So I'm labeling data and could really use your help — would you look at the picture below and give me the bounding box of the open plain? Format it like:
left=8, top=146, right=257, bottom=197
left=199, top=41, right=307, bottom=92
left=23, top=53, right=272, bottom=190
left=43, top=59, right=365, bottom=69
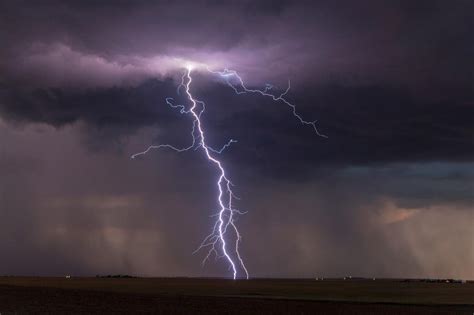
left=0, top=277, right=472, bottom=314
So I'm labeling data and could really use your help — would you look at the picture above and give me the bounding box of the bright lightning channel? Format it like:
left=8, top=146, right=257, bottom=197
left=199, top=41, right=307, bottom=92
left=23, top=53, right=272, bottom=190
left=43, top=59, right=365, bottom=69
left=131, top=64, right=326, bottom=280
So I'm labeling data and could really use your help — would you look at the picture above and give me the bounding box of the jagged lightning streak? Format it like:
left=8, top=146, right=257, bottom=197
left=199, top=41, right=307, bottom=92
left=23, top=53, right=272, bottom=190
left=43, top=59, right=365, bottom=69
left=132, top=64, right=326, bottom=280
left=132, top=66, right=247, bottom=279
left=207, top=67, right=327, bottom=138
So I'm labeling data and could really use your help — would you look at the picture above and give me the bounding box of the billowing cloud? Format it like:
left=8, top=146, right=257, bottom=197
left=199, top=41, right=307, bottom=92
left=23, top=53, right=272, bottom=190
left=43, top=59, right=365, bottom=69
left=7, top=43, right=194, bottom=88
left=1, top=1, right=472, bottom=93
left=0, top=1, right=472, bottom=279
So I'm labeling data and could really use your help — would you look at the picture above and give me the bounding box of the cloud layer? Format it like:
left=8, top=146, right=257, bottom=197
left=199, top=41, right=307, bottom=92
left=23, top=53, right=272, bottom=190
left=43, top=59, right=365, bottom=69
left=0, top=0, right=472, bottom=278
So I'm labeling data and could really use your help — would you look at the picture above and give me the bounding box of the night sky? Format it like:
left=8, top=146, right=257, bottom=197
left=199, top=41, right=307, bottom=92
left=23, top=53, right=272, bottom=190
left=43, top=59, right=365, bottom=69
left=0, top=0, right=472, bottom=279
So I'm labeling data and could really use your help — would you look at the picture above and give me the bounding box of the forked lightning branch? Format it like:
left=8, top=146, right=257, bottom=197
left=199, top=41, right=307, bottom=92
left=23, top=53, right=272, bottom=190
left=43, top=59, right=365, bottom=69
left=132, top=63, right=326, bottom=279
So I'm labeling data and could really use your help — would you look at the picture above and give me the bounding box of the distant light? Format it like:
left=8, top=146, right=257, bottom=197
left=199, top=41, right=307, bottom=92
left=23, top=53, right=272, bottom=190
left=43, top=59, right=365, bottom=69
left=173, top=58, right=208, bottom=71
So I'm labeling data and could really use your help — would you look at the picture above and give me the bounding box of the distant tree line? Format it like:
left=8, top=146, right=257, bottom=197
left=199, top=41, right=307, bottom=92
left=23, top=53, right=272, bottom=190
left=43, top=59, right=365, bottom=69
left=95, top=274, right=137, bottom=278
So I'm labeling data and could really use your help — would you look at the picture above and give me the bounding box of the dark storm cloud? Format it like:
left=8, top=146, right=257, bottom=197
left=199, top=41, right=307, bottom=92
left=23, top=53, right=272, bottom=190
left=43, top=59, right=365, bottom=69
left=1, top=78, right=471, bottom=172
left=0, top=79, right=178, bottom=128
left=0, top=0, right=472, bottom=93
left=215, top=84, right=473, bottom=176
left=0, top=0, right=472, bottom=169
left=0, top=0, right=472, bottom=279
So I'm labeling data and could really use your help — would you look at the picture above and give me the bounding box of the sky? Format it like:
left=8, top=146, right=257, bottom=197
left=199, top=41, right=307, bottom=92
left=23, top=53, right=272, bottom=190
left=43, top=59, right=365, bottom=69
left=0, top=0, right=472, bottom=279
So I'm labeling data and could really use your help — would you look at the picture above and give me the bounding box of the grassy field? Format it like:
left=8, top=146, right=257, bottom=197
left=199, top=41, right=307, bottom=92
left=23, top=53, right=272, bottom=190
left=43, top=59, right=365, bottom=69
left=0, top=277, right=472, bottom=314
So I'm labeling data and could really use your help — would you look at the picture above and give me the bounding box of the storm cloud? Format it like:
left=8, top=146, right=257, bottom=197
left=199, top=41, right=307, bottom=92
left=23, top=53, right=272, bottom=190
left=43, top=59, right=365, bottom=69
left=0, top=0, right=472, bottom=279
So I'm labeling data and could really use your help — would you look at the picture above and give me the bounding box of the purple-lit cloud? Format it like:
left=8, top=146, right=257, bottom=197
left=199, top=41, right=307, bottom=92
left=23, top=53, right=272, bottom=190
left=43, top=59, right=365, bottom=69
left=0, top=0, right=472, bottom=279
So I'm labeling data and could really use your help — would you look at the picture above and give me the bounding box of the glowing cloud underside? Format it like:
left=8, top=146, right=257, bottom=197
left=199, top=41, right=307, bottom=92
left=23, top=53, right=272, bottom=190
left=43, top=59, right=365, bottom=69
left=132, top=65, right=326, bottom=279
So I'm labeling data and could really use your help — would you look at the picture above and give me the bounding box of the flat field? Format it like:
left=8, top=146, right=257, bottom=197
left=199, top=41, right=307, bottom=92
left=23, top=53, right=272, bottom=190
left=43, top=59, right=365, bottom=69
left=0, top=277, right=472, bottom=314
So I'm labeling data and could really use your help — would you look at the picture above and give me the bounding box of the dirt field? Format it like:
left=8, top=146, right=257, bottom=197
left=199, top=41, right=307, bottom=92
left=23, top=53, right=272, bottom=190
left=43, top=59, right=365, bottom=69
left=0, top=277, right=472, bottom=314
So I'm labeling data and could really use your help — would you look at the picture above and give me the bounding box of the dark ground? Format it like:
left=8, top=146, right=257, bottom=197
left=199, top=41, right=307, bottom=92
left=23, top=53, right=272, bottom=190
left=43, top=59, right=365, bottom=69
left=0, top=277, right=472, bottom=314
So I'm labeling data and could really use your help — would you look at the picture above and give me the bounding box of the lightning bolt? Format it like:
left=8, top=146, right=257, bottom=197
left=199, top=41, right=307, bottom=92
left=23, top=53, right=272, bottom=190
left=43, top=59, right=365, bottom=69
left=132, top=64, right=326, bottom=280
left=207, top=67, right=328, bottom=138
